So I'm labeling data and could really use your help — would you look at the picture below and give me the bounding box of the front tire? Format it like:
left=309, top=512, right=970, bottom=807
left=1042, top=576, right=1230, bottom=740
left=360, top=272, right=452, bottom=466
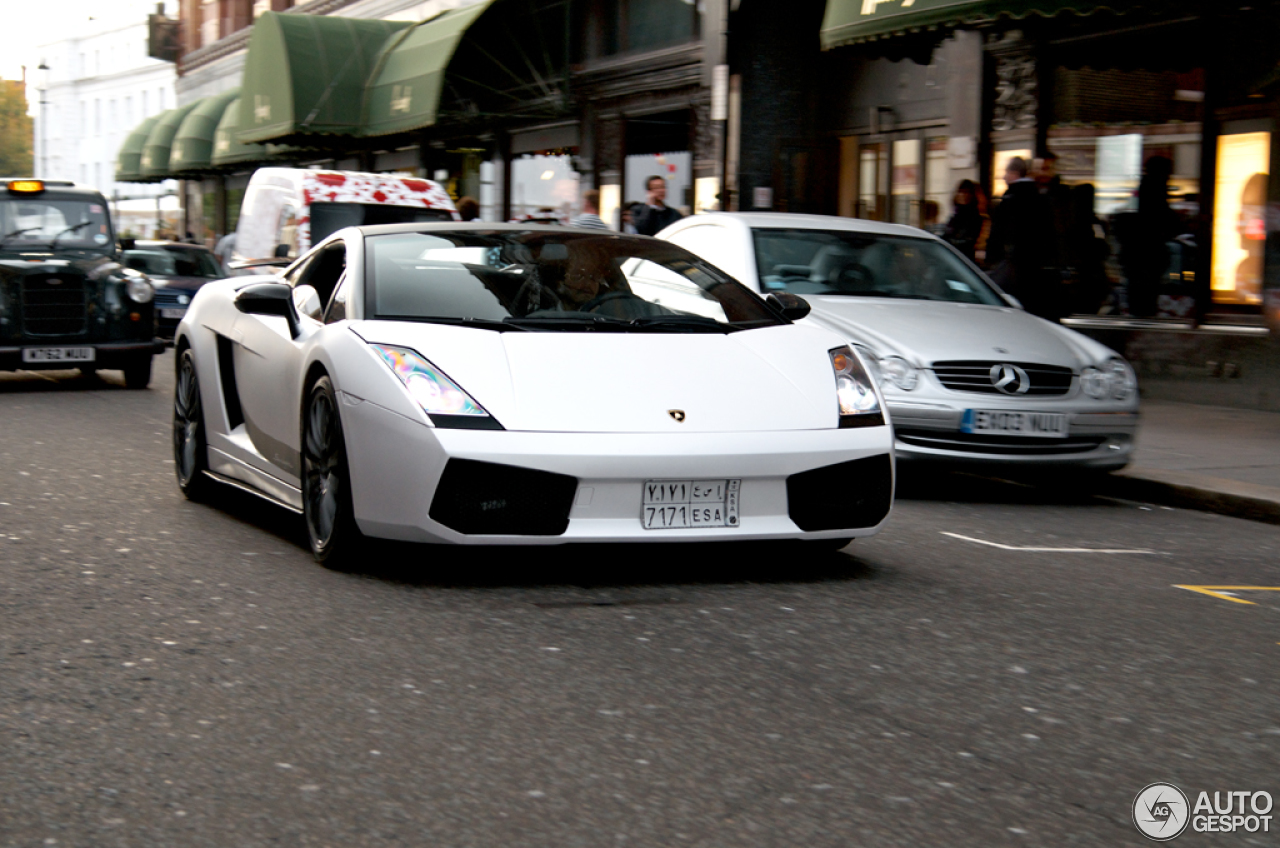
left=302, top=376, right=363, bottom=569
left=173, top=349, right=214, bottom=501
left=124, top=355, right=152, bottom=390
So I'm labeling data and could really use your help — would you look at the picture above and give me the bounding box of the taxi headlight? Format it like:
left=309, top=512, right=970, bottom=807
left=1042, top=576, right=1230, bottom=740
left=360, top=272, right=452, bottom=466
left=126, top=277, right=154, bottom=304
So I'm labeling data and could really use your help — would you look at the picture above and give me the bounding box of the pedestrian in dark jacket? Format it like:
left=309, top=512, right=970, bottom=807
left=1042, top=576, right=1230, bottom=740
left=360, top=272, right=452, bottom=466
left=632, top=176, right=682, bottom=236
left=1122, top=155, right=1178, bottom=317
left=1064, top=183, right=1111, bottom=315
left=943, top=179, right=983, bottom=262
left=986, top=157, right=1060, bottom=319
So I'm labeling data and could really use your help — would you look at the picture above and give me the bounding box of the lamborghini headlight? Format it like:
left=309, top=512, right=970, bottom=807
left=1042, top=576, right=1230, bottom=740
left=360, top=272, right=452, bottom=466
left=371, top=344, right=489, bottom=417
left=830, top=346, right=882, bottom=427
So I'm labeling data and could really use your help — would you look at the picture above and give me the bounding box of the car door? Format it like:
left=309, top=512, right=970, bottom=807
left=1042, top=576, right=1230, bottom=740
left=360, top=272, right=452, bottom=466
left=230, top=240, right=346, bottom=480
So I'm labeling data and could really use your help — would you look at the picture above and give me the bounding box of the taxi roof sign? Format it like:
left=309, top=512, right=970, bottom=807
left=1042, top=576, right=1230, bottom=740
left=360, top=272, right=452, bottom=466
left=7, top=180, right=45, bottom=193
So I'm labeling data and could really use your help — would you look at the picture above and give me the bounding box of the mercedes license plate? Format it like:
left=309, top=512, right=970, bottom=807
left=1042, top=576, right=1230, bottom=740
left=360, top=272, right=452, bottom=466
left=962, top=409, right=1068, bottom=438
left=642, top=479, right=740, bottom=529
left=160, top=308, right=187, bottom=319
left=21, top=347, right=95, bottom=364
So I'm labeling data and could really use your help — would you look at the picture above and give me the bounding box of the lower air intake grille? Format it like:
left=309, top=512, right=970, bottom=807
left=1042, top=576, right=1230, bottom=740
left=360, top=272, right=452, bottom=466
left=896, top=429, right=1104, bottom=455
left=786, top=454, right=893, bottom=532
left=430, top=459, right=578, bottom=536
left=22, top=273, right=88, bottom=336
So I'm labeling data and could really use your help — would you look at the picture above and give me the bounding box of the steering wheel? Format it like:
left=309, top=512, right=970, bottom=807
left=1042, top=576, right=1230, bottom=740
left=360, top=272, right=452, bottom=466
left=579, top=289, right=638, bottom=314
left=833, top=263, right=875, bottom=293
left=513, top=277, right=563, bottom=315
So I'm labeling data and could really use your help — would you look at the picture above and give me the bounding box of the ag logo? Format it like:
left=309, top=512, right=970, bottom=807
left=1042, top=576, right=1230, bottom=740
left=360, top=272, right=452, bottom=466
left=989, top=363, right=1030, bottom=395
left=1133, top=783, right=1190, bottom=841
left=667, top=409, right=686, bottom=422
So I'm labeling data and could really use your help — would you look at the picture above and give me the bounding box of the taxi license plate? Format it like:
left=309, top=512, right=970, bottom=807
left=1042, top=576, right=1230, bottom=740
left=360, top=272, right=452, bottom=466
left=962, top=409, right=1068, bottom=438
left=160, top=308, right=187, bottom=319
left=22, top=347, right=95, bottom=364
left=642, top=479, right=740, bottom=529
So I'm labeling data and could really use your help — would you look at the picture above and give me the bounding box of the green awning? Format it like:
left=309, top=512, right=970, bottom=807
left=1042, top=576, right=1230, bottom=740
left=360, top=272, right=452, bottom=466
left=116, top=115, right=162, bottom=183
left=238, top=11, right=412, bottom=143
left=170, top=89, right=241, bottom=175
left=361, top=1, right=495, bottom=138
left=821, top=1, right=1170, bottom=50
left=211, top=96, right=300, bottom=167
left=141, top=102, right=201, bottom=178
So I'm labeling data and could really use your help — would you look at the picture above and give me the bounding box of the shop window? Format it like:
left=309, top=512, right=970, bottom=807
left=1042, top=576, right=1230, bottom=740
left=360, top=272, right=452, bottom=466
left=858, top=143, right=887, bottom=221
left=626, top=152, right=692, bottom=215
left=1212, top=132, right=1270, bottom=306
left=891, top=139, right=920, bottom=227
left=924, top=137, right=951, bottom=231
left=510, top=153, right=581, bottom=223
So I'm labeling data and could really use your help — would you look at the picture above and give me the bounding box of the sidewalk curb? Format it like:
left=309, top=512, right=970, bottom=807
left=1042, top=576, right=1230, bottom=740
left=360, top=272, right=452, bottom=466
left=1102, top=467, right=1280, bottom=526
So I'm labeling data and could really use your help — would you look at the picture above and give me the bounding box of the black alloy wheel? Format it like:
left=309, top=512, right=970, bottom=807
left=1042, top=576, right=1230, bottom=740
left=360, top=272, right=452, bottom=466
left=173, top=349, right=213, bottom=500
left=302, top=376, right=362, bottom=568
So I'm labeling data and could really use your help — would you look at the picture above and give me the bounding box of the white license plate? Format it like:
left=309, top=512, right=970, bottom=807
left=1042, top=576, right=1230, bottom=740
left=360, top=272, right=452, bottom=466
left=160, top=308, right=187, bottom=319
left=21, top=347, right=95, bottom=364
left=642, top=479, right=741, bottom=529
left=962, top=409, right=1068, bottom=438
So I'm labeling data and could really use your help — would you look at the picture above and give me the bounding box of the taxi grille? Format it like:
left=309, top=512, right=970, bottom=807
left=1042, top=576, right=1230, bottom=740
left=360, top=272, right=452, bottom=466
left=930, top=361, right=1073, bottom=396
left=22, top=274, right=88, bottom=336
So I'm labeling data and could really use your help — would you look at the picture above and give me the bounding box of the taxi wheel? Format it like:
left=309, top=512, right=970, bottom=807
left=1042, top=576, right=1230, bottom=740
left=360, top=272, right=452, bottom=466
left=302, top=376, right=363, bottom=570
left=173, top=349, right=213, bottom=501
left=123, top=356, right=152, bottom=390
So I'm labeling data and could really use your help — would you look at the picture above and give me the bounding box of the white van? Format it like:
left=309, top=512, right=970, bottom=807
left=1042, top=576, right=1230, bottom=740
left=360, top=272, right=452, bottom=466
left=231, top=168, right=458, bottom=267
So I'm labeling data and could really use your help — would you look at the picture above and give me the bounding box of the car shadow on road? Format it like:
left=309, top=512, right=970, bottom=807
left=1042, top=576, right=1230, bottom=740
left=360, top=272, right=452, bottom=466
left=894, top=465, right=1112, bottom=507
left=0, top=369, right=131, bottom=393
left=192, top=474, right=882, bottom=591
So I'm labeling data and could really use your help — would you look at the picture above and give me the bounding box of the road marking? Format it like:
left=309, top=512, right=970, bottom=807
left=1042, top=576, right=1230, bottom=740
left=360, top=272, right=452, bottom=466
left=1173, top=586, right=1280, bottom=606
left=941, top=532, right=1158, bottom=554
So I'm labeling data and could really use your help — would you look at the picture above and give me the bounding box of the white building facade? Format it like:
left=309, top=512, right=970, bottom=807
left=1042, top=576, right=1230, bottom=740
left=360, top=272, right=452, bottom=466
left=31, top=2, right=179, bottom=221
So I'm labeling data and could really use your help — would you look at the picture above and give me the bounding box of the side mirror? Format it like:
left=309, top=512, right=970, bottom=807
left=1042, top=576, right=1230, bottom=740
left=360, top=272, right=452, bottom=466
left=274, top=243, right=291, bottom=258
left=235, top=282, right=301, bottom=338
left=119, top=237, right=136, bottom=251
left=766, top=292, right=811, bottom=321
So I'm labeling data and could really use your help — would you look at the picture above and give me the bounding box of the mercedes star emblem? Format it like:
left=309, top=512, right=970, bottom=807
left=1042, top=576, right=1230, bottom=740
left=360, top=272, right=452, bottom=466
left=668, top=409, right=686, bottom=422
left=989, top=363, right=1030, bottom=395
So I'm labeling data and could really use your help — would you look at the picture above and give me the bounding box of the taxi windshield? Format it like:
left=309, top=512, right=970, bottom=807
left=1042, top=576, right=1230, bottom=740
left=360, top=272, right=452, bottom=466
left=0, top=197, right=113, bottom=253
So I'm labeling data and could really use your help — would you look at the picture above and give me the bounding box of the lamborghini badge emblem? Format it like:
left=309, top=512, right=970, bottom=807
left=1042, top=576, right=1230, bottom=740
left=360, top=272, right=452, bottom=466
left=668, top=409, right=686, bottom=422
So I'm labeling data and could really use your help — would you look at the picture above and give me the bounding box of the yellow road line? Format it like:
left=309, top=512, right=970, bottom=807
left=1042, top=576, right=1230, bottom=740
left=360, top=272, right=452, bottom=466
left=1173, top=586, right=1280, bottom=606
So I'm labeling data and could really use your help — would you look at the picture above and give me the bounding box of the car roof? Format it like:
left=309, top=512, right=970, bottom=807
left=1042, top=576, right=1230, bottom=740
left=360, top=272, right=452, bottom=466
left=680, top=212, right=937, bottom=240
left=132, top=241, right=213, bottom=251
left=346, top=221, right=645, bottom=238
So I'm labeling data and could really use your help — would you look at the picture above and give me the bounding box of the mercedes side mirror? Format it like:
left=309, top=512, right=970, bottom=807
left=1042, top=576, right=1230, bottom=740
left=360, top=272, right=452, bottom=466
left=767, top=292, right=811, bottom=321
left=235, top=282, right=301, bottom=338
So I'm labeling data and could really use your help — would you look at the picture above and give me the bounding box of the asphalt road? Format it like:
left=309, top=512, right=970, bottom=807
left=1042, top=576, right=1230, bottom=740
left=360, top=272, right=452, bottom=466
left=1, top=351, right=1278, bottom=847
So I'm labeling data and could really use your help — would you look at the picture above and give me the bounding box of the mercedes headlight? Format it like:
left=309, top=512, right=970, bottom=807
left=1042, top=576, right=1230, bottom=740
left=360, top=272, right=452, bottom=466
left=371, top=344, right=489, bottom=418
left=125, top=276, right=154, bottom=304
left=1081, top=357, right=1137, bottom=401
left=880, top=355, right=919, bottom=391
left=830, top=346, right=883, bottom=427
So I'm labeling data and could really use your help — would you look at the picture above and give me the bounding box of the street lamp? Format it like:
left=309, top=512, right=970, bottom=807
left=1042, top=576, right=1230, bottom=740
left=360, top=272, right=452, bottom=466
left=36, top=61, right=50, bottom=179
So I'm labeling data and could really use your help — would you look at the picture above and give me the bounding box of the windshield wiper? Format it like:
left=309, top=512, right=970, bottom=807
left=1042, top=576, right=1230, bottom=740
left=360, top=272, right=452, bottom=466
left=47, top=220, right=93, bottom=248
left=505, top=314, right=630, bottom=330
left=0, top=226, right=42, bottom=248
left=386, top=315, right=527, bottom=332
left=628, top=315, right=733, bottom=333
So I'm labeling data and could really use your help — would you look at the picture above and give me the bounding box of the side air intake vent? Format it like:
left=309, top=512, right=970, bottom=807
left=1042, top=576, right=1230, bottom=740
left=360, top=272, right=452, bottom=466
left=430, top=459, right=578, bottom=536
left=786, top=455, right=893, bottom=531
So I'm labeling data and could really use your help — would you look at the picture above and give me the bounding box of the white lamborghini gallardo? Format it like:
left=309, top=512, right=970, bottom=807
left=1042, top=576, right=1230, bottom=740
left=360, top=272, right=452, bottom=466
left=172, top=223, right=894, bottom=567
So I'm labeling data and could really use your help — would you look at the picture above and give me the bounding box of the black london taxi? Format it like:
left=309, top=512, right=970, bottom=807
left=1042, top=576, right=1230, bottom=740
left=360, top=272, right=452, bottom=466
left=0, top=179, right=163, bottom=388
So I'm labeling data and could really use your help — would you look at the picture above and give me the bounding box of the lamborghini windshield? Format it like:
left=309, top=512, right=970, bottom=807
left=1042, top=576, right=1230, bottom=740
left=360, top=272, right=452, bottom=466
left=365, top=230, right=784, bottom=332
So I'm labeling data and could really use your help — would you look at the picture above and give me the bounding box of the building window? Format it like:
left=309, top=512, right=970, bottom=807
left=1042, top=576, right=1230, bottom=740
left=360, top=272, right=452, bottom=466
left=592, top=0, right=699, bottom=57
